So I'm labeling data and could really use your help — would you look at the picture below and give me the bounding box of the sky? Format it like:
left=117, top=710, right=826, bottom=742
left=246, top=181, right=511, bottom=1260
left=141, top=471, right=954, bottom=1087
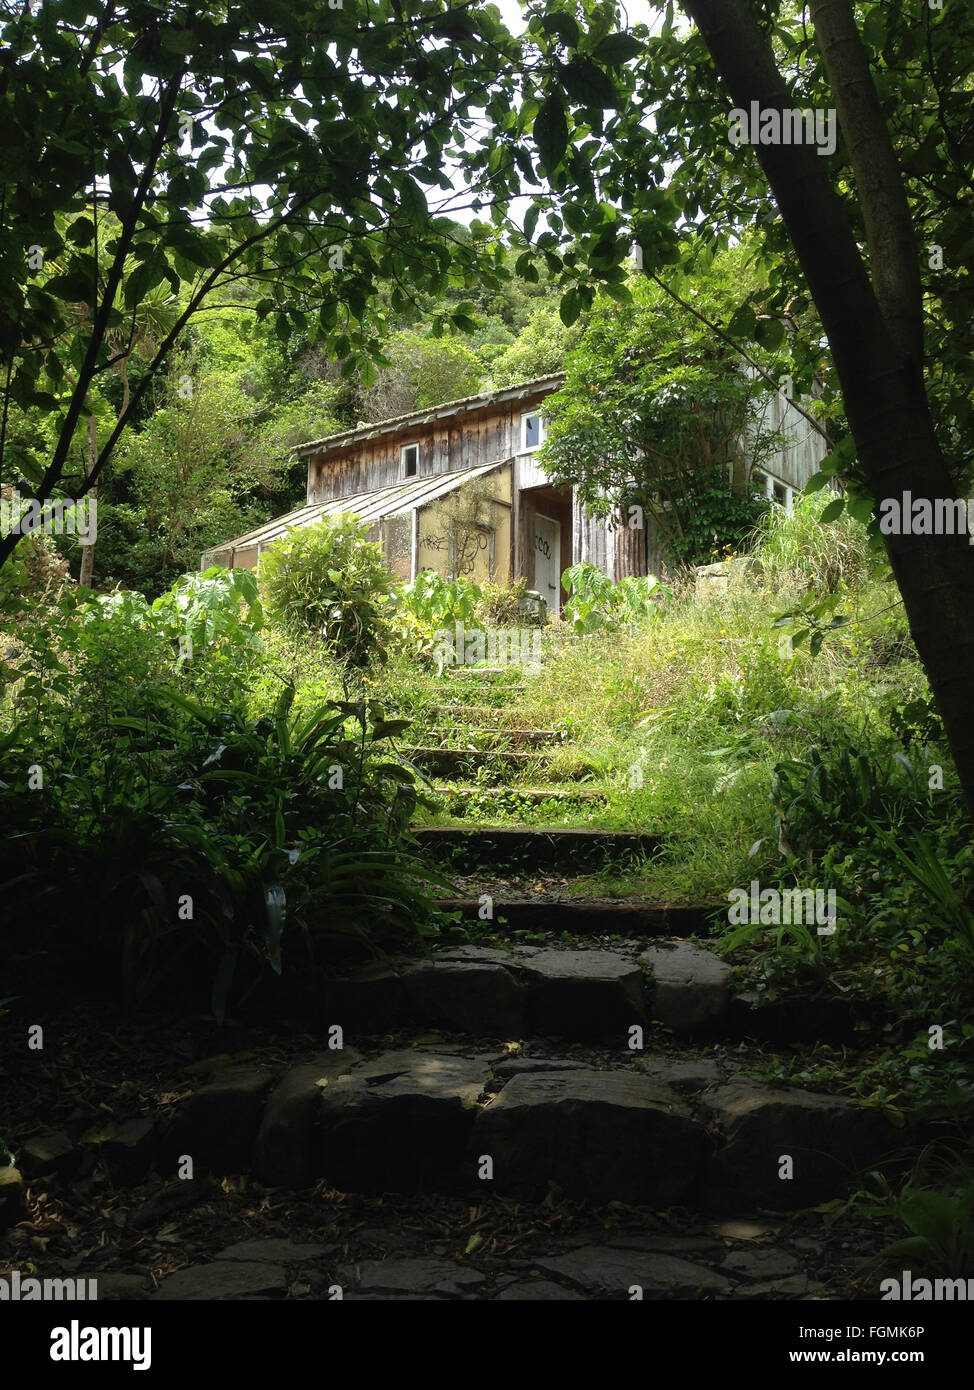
left=492, top=1, right=667, bottom=36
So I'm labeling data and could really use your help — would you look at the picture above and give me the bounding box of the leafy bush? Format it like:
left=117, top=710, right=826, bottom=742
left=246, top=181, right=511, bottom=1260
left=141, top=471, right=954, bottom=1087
left=396, top=571, right=482, bottom=629
left=87, top=566, right=264, bottom=660
left=769, top=740, right=937, bottom=866
left=258, top=514, right=392, bottom=668
left=561, top=561, right=669, bottom=635
left=0, top=684, right=443, bottom=1019
left=878, top=1181, right=974, bottom=1278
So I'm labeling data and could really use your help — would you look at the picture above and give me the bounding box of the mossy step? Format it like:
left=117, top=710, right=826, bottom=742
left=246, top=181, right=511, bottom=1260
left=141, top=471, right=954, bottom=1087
left=415, top=826, right=662, bottom=866
left=432, top=706, right=532, bottom=723
left=428, top=785, right=607, bottom=805
left=433, top=898, right=720, bottom=936
left=420, top=727, right=567, bottom=748
left=441, top=668, right=529, bottom=681
left=403, top=747, right=570, bottom=779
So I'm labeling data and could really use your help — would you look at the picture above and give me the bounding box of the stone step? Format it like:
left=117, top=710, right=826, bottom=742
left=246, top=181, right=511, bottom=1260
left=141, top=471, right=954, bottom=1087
left=433, top=900, right=715, bottom=936
left=429, top=785, right=607, bottom=806
left=420, top=727, right=567, bottom=748
left=315, top=940, right=875, bottom=1048
left=415, top=826, right=663, bottom=867
left=118, top=1046, right=900, bottom=1213
left=404, top=747, right=578, bottom=779
left=318, top=939, right=732, bottom=1039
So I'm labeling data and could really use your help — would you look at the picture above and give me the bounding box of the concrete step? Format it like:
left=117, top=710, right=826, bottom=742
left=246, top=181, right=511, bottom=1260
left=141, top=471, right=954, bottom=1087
left=428, top=785, right=608, bottom=806
left=420, top=727, right=567, bottom=748
left=415, top=826, right=662, bottom=867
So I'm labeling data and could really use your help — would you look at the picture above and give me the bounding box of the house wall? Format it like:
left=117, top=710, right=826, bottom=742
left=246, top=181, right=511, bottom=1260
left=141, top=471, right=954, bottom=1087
left=414, top=464, right=513, bottom=586
left=747, top=388, right=829, bottom=492
left=297, top=379, right=826, bottom=591
left=306, top=389, right=552, bottom=503
left=574, top=496, right=647, bottom=582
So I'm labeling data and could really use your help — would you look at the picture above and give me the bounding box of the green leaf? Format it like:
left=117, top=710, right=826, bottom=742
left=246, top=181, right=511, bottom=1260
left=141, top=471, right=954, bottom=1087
left=846, top=493, right=875, bottom=525
left=593, top=32, right=645, bottom=66
left=862, top=8, right=886, bottom=51
left=755, top=317, right=785, bottom=350
left=727, top=305, right=757, bottom=340
left=539, top=13, right=580, bottom=47
left=211, top=951, right=237, bottom=1025
left=372, top=719, right=412, bottom=740
left=533, top=93, right=569, bottom=175
left=559, top=286, right=581, bottom=327
left=397, top=174, right=428, bottom=220
left=264, top=885, right=285, bottom=975
left=819, top=497, right=846, bottom=524
left=560, top=56, right=618, bottom=109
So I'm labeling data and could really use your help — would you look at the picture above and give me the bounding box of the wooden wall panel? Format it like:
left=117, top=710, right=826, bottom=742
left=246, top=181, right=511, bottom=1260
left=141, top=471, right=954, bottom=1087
left=305, top=389, right=554, bottom=505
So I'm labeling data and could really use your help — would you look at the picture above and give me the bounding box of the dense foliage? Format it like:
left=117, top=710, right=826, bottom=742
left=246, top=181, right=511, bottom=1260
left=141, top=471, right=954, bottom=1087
left=257, top=514, right=394, bottom=670
left=0, top=566, right=439, bottom=1017
left=539, top=248, right=811, bottom=563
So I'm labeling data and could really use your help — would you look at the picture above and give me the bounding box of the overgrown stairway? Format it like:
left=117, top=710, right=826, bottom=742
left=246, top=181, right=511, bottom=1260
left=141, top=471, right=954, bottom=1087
left=401, top=665, right=609, bottom=810
left=9, top=667, right=905, bottom=1302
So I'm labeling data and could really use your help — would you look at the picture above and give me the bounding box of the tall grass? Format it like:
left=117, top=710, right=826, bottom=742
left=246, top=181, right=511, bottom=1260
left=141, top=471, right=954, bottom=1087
left=300, top=495, right=944, bottom=901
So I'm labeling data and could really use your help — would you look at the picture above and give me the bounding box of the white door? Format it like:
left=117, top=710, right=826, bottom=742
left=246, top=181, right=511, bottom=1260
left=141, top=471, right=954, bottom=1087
left=533, top=514, right=561, bottom=616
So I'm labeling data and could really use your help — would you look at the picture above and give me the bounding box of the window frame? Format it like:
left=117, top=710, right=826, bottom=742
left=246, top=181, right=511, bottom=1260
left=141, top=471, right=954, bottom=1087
left=520, top=410, right=545, bottom=452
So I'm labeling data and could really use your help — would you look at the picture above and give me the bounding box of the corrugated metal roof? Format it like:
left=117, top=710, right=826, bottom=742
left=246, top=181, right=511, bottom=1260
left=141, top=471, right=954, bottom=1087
left=202, top=459, right=511, bottom=561
left=292, top=373, right=565, bottom=458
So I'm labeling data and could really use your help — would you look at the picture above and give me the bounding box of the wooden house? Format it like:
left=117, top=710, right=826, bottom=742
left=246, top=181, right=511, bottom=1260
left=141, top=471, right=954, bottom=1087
left=202, top=372, right=827, bottom=615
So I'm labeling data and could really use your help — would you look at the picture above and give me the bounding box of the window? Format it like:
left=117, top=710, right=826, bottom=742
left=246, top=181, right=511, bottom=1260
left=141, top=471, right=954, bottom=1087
left=401, top=443, right=419, bottom=477
left=521, top=411, right=545, bottom=451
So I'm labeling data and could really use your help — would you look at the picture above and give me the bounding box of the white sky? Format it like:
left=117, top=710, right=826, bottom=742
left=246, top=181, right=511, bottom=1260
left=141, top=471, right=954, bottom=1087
left=493, top=1, right=666, bottom=36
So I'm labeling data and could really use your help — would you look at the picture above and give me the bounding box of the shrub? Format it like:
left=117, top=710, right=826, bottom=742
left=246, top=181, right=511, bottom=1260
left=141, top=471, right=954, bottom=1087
left=749, top=489, right=874, bottom=594
left=561, top=561, right=670, bottom=635
left=258, top=514, right=392, bottom=668
left=0, top=684, right=444, bottom=1019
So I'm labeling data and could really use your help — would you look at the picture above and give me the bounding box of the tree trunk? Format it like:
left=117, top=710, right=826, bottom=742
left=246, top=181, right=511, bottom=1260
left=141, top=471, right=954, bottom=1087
left=78, top=414, right=97, bottom=588
left=679, top=0, right=974, bottom=816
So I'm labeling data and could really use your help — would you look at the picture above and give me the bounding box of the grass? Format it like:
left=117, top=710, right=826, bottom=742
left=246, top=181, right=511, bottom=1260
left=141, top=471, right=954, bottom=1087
left=348, top=499, right=930, bottom=907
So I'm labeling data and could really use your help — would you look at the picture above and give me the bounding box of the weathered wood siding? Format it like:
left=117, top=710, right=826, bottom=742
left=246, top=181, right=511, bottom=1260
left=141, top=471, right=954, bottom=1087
left=747, top=388, right=828, bottom=491
left=573, top=495, right=647, bottom=581
left=307, top=388, right=552, bottom=504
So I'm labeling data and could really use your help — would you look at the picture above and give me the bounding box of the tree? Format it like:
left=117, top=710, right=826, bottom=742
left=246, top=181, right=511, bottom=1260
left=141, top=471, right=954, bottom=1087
left=358, top=330, right=483, bottom=422
left=537, top=248, right=812, bottom=564
left=565, top=1, right=974, bottom=811
left=0, top=0, right=642, bottom=571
